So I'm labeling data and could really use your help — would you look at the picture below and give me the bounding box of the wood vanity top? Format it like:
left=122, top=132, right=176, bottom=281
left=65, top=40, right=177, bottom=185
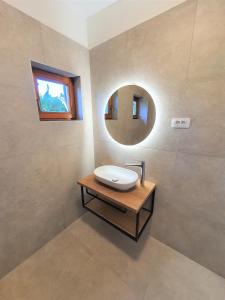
left=77, top=174, right=156, bottom=213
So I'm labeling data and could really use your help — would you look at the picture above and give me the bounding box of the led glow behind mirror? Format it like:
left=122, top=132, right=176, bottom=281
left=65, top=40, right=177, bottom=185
left=104, top=85, right=156, bottom=146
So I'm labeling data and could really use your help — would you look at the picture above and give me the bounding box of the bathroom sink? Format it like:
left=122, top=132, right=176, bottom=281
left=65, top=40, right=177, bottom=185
left=94, top=165, right=138, bottom=191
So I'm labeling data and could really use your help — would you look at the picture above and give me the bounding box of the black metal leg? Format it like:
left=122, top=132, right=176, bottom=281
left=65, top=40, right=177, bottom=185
left=135, top=212, right=140, bottom=240
left=150, top=188, right=156, bottom=214
left=81, top=186, right=85, bottom=207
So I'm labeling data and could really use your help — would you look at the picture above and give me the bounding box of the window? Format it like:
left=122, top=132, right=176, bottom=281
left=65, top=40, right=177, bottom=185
left=133, top=96, right=140, bottom=119
left=105, top=97, right=113, bottom=119
left=105, top=92, right=118, bottom=120
left=33, top=68, right=76, bottom=120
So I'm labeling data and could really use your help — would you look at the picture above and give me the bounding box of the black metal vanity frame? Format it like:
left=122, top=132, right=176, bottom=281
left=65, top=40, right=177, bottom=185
left=80, top=186, right=156, bottom=242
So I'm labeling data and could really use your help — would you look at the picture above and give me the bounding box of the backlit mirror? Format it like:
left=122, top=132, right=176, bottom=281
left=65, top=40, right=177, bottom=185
left=104, top=85, right=156, bottom=145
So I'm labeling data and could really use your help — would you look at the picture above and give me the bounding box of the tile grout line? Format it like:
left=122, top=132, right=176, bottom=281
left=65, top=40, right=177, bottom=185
left=174, top=0, right=199, bottom=159
left=185, top=0, right=199, bottom=83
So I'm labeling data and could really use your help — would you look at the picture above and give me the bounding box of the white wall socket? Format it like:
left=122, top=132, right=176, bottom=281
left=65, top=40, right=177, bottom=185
left=171, top=118, right=191, bottom=129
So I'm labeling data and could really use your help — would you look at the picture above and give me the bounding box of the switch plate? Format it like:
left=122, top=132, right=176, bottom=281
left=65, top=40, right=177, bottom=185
left=171, top=118, right=191, bottom=129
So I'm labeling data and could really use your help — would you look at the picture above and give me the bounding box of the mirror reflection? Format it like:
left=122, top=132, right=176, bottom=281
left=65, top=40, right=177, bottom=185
left=105, top=85, right=156, bottom=145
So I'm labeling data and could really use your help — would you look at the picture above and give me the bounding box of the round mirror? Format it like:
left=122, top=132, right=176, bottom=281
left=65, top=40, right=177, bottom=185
left=104, top=85, right=156, bottom=145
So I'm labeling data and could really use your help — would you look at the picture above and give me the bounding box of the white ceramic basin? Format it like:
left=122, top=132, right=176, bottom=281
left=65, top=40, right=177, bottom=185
left=94, top=165, right=138, bottom=191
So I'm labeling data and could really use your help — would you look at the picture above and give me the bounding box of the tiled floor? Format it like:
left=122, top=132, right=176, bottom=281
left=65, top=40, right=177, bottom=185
left=0, top=213, right=225, bottom=300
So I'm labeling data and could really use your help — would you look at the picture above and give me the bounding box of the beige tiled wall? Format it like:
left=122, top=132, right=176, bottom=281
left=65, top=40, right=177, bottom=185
left=0, top=0, right=95, bottom=278
left=90, top=0, right=225, bottom=277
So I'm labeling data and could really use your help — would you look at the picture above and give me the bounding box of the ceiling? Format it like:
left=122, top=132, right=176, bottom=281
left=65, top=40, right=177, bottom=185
left=56, top=0, right=118, bottom=18
left=3, top=0, right=186, bottom=48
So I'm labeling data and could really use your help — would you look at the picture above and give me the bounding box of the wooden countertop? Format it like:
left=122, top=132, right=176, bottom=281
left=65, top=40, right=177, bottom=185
left=77, top=174, right=156, bottom=213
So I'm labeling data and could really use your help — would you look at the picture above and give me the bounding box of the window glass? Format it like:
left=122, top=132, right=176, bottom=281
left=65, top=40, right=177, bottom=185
left=105, top=103, right=109, bottom=114
left=37, top=79, right=70, bottom=113
left=133, top=100, right=137, bottom=116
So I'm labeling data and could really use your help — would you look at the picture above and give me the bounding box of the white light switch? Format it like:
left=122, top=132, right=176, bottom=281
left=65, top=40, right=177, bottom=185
left=171, top=118, right=191, bottom=129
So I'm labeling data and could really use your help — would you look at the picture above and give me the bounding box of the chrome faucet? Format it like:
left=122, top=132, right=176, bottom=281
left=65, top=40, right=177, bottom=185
left=125, top=161, right=145, bottom=185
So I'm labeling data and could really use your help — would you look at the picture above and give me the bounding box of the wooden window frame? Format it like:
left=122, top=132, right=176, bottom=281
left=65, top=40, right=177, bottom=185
left=133, top=97, right=140, bottom=119
left=33, top=68, right=76, bottom=121
left=105, top=97, right=113, bottom=120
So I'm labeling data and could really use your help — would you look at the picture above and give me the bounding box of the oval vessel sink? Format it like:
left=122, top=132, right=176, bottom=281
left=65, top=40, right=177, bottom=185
left=94, top=165, right=138, bottom=191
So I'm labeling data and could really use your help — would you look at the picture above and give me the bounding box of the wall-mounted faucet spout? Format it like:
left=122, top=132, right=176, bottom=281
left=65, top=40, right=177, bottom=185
left=125, top=161, right=145, bottom=185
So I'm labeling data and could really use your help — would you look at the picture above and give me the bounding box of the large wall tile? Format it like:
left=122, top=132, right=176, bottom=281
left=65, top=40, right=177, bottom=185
left=151, top=198, right=225, bottom=277
left=151, top=152, right=225, bottom=276
left=173, top=153, right=225, bottom=223
left=56, top=144, right=94, bottom=226
left=182, top=78, right=225, bottom=128
left=94, top=140, right=127, bottom=166
left=40, top=25, right=89, bottom=75
left=0, top=1, right=44, bottom=87
left=0, top=150, right=65, bottom=276
left=177, top=127, right=225, bottom=158
left=188, top=0, right=225, bottom=81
